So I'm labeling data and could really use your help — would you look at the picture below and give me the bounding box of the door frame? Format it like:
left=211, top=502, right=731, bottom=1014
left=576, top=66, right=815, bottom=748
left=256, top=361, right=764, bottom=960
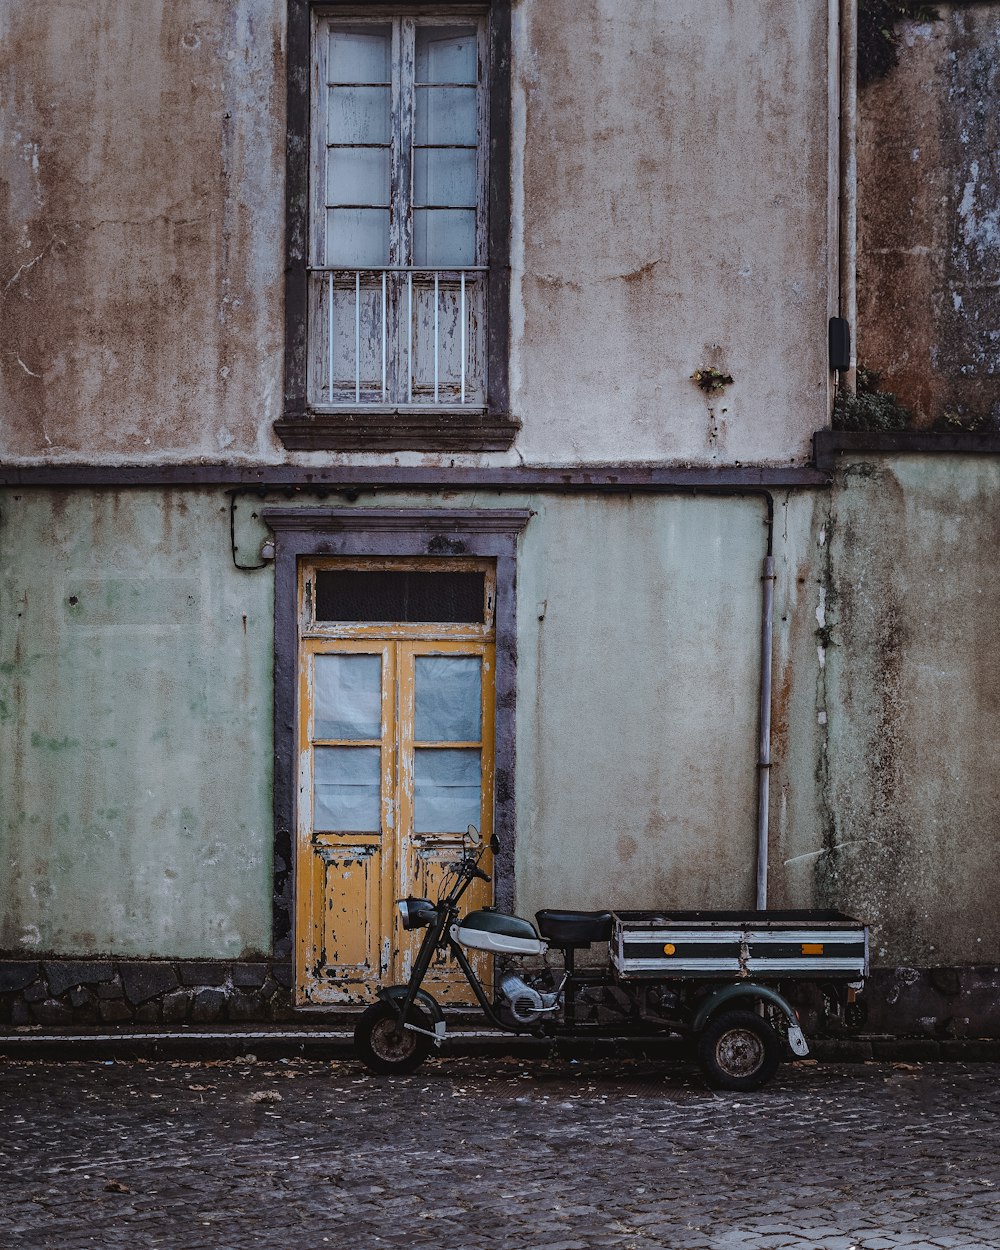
left=263, top=508, right=530, bottom=974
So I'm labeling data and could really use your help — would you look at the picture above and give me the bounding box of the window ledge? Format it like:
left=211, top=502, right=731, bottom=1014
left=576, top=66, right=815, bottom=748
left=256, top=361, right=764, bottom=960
left=274, top=408, right=520, bottom=452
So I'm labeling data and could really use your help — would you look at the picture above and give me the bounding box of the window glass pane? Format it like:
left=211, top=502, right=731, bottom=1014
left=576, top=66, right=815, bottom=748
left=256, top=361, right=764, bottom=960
left=413, top=148, right=476, bottom=208
left=328, top=85, right=391, bottom=145
left=413, top=209, right=475, bottom=266
left=314, top=747, right=381, bottom=831
left=415, top=86, right=477, bottom=146
left=329, top=26, right=391, bottom=84
left=327, top=148, right=390, bottom=207
left=314, top=654, right=381, bottom=740
left=414, top=748, right=481, bottom=834
left=327, top=208, right=390, bottom=266
left=415, top=657, right=481, bottom=742
left=315, top=571, right=486, bottom=623
left=415, top=25, right=478, bottom=84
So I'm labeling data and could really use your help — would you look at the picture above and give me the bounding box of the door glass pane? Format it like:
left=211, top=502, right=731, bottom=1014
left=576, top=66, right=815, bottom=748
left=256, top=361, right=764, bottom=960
left=314, top=746, right=381, bottom=831
left=415, top=26, right=478, bottom=84
left=414, top=86, right=477, bottom=145
left=413, top=148, right=476, bottom=207
left=314, top=654, right=381, bottom=740
left=413, top=209, right=475, bottom=266
left=415, top=656, right=481, bottom=742
left=328, top=86, right=391, bottom=145
left=414, top=748, right=481, bottom=834
left=329, top=26, right=391, bottom=84
left=327, top=148, right=390, bottom=207
left=327, top=208, right=390, bottom=266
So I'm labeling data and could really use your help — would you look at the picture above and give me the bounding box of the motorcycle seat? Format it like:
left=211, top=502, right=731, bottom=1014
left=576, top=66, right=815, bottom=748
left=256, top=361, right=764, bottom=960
left=535, top=909, right=614, bottom=947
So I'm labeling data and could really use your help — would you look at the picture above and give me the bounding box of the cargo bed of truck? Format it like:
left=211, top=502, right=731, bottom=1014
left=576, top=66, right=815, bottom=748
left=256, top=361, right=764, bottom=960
left=611, top=909, right=868, bottom=981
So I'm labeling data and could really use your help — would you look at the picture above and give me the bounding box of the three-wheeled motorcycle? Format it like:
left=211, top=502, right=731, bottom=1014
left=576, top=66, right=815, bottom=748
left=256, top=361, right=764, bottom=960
left=353, top=828, right=868, bottom=1090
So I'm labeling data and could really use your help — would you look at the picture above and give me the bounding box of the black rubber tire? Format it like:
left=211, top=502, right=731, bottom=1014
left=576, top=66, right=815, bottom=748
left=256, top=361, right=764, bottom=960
left=354, top=1001, right=434, bottom=1075
left=696, top=1009, right=782, bottom=1091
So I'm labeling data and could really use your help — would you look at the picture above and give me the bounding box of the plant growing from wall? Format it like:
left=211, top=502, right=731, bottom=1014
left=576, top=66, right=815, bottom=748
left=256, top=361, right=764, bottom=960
left=691, top=366, right=734, bottom=394
left=858, top=1, right=941, bottom=86
left=833, top=365, right=912, bottom=431
left=933, top=408, right=1000, bottom=434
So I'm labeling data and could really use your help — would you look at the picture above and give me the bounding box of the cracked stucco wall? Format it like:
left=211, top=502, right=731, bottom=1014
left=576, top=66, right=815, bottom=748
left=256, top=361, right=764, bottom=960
left=510, top=0, right=835, bottom=466
left=0, top=1, right=286, bottom=462
left=858, top=5, right=1000, bottom=427
left=769, top=457, right=1000, bottom=967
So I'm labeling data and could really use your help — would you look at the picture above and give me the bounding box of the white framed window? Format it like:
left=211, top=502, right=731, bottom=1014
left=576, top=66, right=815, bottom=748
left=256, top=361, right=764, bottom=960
left=309, top=9, right=489, bottom=410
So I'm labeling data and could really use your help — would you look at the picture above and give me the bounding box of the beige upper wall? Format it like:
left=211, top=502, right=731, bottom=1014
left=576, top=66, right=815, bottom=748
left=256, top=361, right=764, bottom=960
left=0, top=0, right=286, bottom=462
left=0, top=0, right=835, bottom=466
left=512, top=0, right=835, bottom=465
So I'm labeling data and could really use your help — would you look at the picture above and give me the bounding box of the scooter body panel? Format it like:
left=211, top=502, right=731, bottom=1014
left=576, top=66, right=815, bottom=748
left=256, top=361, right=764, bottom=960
left=451, top=908, right=548, bottom=956
left=450, top=923, right=548, bottom=956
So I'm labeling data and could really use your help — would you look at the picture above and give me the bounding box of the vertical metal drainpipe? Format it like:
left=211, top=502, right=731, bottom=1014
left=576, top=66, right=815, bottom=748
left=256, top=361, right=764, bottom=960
left=839, top=0, right=859, bottom=395
left=695, top=490, right=775, bottom=910
left=756, top=554, right=776, bottom=910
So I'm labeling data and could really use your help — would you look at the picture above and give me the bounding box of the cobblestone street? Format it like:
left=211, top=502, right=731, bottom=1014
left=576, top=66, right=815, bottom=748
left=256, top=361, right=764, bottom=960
left=1, top=1055, right=998, bottom=1250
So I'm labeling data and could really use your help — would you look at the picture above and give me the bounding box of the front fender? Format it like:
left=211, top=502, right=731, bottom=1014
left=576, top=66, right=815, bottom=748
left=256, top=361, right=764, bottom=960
left=377, top=985, right=444, bottom=1025
left=692, top=983, right=809, bottom=1056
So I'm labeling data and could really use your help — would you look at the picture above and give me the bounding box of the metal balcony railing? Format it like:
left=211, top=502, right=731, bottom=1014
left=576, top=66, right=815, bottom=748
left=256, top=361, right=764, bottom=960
left=309, top=266, right=487, bottom=408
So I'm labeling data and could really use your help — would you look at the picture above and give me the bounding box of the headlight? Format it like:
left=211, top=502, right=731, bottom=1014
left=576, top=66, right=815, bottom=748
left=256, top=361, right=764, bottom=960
left=397, top=897, right=435, bottom=930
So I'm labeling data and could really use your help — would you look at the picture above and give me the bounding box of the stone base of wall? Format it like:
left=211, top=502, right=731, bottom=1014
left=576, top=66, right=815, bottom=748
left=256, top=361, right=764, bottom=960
left=748, top=966, right=1000, bottom=1041
left=0, top=959, right=297, bottom=1027
left=1, top=961, right=999, bottom=1037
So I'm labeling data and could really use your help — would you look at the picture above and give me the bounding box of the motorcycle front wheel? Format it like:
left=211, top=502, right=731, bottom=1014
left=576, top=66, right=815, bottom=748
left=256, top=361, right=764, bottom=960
left=354, top=1001, right=434, bottom=1075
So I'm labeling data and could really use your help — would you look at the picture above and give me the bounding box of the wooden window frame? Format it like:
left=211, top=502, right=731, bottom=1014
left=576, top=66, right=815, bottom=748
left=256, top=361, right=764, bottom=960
left=264, top=508, right=530, bottom=962
left=278, top=0, right=516, bottom=452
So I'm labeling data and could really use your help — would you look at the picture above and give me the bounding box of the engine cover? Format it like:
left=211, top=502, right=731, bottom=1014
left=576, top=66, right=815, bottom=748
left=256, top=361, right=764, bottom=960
left=497, top=973, right=560, bottom=1025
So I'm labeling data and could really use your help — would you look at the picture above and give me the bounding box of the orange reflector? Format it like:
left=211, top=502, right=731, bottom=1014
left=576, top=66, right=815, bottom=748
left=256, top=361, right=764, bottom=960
left=663, top=943, right=676, bottom=955
left=801, top=943, right=824, bottom=955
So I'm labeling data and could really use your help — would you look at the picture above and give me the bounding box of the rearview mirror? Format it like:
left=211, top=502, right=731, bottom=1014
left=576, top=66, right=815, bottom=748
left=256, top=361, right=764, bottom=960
left=489, top=833, right=501, bottom=853
left=466, top=824, right=481, bottom=846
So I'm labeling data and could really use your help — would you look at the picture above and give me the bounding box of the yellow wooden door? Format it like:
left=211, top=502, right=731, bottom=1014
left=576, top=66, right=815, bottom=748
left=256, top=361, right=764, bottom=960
left=296, top=633, right=494, bottom=1005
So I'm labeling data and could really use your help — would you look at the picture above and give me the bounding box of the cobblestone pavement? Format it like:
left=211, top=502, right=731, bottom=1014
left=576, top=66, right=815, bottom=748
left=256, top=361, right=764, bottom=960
left=1, top=1055, right=999, bottom=1249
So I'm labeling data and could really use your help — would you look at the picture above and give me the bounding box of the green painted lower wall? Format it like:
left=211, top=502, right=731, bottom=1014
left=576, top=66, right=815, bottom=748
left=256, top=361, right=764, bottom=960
left=0, top=491, right=274, bottom=958
left=513, top=493, right=763, bottom=918
left=2, top=464, right=998, bottom=967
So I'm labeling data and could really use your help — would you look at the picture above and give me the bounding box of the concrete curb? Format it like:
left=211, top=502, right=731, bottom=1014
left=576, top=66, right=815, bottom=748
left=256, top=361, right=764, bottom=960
left=1, top=1027, right=999, bottom=1063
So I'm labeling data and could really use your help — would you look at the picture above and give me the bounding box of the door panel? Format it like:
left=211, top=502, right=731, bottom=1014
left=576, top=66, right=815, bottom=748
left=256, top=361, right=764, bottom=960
left=297, top=640, right=396, bottom=1004
left=396, top=640, right=494, bottom=1003
left=318, top=839, right=382, bottom=982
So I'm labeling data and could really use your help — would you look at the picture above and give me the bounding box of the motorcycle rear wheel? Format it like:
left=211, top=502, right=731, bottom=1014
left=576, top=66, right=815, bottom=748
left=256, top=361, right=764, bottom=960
left=696, top=1009, right=781, bottom=1091
left=354, top=1001, right=434, bottom=1075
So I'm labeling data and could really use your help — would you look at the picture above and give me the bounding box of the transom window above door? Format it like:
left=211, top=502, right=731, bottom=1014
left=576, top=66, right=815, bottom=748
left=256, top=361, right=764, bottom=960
left=303, top=558, right=496, bottom=639
left=310, top=12, right=488, bottom=410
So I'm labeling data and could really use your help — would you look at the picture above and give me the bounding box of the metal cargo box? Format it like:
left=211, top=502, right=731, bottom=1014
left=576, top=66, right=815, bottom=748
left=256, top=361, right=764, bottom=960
left=611, top=909, right=868, bottom=981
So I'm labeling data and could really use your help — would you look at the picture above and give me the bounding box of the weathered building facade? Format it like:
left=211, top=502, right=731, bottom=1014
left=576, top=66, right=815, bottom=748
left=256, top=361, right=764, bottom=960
left=1, top=1, right=998, bottom=1036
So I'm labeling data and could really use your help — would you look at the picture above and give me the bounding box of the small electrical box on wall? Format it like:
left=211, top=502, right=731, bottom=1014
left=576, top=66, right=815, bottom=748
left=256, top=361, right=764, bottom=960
left=828, top=317, right=851, bottom=372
